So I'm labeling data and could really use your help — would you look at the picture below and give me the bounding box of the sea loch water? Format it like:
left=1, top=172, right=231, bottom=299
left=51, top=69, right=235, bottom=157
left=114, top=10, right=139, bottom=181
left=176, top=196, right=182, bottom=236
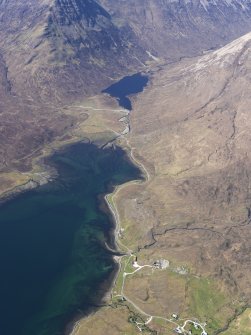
left=0, top=143, right=141, bottom=335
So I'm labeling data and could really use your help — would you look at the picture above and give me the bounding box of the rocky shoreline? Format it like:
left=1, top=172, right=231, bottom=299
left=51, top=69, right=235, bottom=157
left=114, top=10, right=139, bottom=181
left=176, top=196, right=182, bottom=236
left=0, top=166, right=56, bottom=205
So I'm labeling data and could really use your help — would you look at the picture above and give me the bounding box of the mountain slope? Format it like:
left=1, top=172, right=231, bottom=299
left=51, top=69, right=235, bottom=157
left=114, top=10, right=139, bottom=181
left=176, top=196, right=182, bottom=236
left=99, top=0, right=251, bottom=59
left=0, top=0, right=146, bottom=177
left=72, top=31, right=251, bottom=335
left=2, top=0, right=251, bottom=191
left=0, top=0, right=146, bottom=102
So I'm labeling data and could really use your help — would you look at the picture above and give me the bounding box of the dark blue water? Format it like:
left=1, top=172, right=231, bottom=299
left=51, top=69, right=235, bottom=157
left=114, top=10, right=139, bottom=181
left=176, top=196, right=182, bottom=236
left=102, top=73, right=149, bottom=110
left=0, top=143, right=141, bottom=335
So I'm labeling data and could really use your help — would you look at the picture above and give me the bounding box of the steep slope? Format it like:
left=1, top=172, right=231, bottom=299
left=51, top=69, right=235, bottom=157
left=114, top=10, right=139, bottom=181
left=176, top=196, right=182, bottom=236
left=0, top=0, right=146, bottom=102
left=0, top=0, right=146, bottom=178
left=2, top=0, right=251, bottom=184
left=72, top=32, right=251, bottom=334
left=99, top=0, right=251, bottom=59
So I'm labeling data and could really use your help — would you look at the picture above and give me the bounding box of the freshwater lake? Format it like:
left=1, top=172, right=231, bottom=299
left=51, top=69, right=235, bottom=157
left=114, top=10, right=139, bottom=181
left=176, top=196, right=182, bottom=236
left=102, top=73, right=149, bottom=110
left=0, top=143, right=141, bottom=335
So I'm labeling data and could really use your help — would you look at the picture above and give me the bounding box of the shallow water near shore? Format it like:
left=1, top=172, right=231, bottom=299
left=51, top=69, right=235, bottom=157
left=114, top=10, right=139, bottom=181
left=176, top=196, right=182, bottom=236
left=0, top=142, right=141, bottom=335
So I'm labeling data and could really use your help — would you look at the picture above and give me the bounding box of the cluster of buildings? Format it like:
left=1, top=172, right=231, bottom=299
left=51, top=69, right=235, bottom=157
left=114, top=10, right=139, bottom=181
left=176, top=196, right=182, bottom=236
left=153, top=259, right=170, bottom=269
left=174, top=319, right=208, bottom=335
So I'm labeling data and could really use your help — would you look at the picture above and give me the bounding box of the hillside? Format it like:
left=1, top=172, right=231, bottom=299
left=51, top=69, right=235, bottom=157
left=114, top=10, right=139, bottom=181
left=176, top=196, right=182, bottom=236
left=73, top=31, right=251, bottom=335
left=2, top=0, right=251, bottom=192
left=99, top=0, right=251, bottom=59
left=0, top=0, right=147, bottom=192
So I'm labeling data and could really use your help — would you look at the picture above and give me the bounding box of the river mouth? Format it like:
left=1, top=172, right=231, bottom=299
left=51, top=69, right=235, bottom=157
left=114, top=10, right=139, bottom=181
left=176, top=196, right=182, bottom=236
left=0, top=142, right=141, bottom=335
left=102, top=73, right=149, bottom=110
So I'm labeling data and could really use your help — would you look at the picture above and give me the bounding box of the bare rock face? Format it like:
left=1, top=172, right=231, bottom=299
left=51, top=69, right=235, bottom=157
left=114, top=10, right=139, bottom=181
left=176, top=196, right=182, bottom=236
left=99, top=0, right=251, bottom=59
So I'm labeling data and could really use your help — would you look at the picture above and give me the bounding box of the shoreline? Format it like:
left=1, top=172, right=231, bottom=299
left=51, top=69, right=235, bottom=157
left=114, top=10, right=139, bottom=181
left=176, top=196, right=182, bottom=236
left=0, top=135, right=96, bottom=206
left=0, top=93, right=149, bottom=335
left=0, top=137, right=146, bottom=335
left=68, top=138, right=150, bottom=335
left=0, top=170, right=56, bottom=206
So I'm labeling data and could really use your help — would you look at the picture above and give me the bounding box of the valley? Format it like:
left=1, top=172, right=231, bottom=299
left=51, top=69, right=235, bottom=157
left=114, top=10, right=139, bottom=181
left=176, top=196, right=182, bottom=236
left=1, top=1, right=251, bottom=335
